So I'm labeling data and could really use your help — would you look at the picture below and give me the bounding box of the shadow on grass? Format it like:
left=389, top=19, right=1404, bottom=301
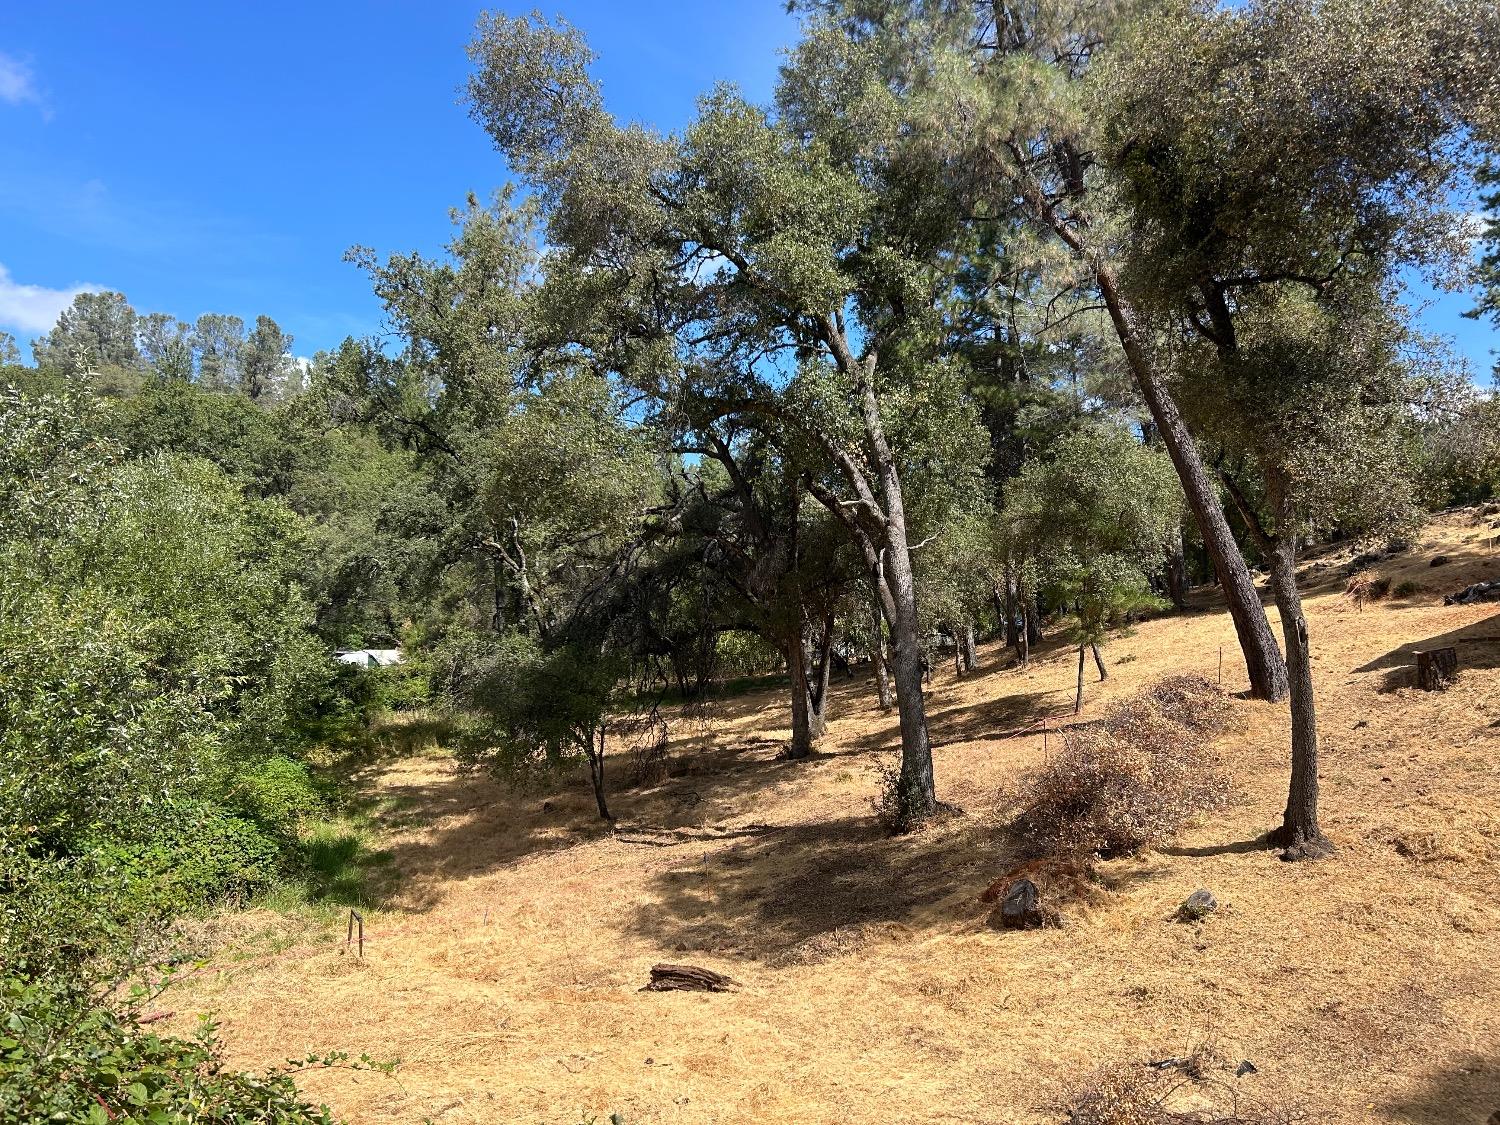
left=1352, top=609, right=1500, bottom=691
left=1380, top=1052, right=1500, bottom=1124
left=626, top=813, right=1009, bottom=961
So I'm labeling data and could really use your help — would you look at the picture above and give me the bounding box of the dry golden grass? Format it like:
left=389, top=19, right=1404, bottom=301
left=171, top=512, right=1500, bottom=1124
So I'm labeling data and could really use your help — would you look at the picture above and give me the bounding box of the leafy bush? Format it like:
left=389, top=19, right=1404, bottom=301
left=715, top=629, right=782, bottom=679
left=872, top=763, right=931, bottom=835
left=0, top=975, right=380, bottom=1124
left=87, top=803, right=282, bottom=919
left=234, top=756, right=329, bottom=837
left=1006, top=676, right=1234, bottom=858
left=366, top=660, right=430, bottom=713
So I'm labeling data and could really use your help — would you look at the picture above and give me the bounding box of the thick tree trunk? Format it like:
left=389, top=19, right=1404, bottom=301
left=587, top=728, right=612, bottom=822
left=1018, top=598, right=1031, bottom=667
left=1262, top=518, right=1333, bottom=860
left=1091, top=641, right=1108, bottom=682
left=1026, top=596, right=1042, bottom=647
left=1074, top=644, right=1086, bottom=715
left=963, top=622, right=978, bottom=672
left=786, top=632, right=813, bottom=760
left=883, top=556, right=936, bottom=820
left=953, top=630, right=964, bottom=678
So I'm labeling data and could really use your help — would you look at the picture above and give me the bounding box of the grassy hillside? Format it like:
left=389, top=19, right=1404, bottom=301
left=171, top=510, right=1500, bottom=1124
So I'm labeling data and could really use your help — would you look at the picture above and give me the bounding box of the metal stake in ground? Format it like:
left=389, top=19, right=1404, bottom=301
left=346, top=909, right=364, bottom=958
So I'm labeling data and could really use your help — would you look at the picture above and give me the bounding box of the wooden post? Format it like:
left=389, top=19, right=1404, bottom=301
left=1415, top=647, right=1458, bottom=691
left=346, top=909, right=364, bottom=958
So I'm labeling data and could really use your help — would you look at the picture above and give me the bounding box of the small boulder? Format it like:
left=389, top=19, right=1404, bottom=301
left=1429, top=555, right=1450, bottom=568
left=999, top=878, right=1043, bottom=929
left=1177, top=889, right=1218, bottom=922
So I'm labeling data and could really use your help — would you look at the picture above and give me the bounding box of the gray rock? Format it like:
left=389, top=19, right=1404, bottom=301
left=1178, top=889, right=1218, bottom=922
left=999, top=878, right=1043, bottom=929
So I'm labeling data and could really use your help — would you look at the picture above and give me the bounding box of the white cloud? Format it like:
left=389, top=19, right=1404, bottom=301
left=0, top=263, right=104, bottom=336
left=0, top=52, right=42, bottom=110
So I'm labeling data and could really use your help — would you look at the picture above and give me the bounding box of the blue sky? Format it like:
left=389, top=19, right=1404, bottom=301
left=0, top=1, right=1494, bottom=377
left=0, top=2, right=796, bottom=357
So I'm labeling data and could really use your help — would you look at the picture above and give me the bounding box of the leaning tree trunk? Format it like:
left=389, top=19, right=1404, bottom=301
left=1074, top=644, right=1086, bottom=715
left=1092, top=265, right=1288, bottom=702
left=786, top=631, right=814, bottom=760
left=1011, top=162, right=1288, bottom=704
left=1262, top=506, right=1334, bottom=860
left=1091, top=641, right=1108, bottom=682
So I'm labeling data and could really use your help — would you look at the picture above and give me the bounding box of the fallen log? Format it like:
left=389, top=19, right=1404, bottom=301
left=1444, top=580, right=1500, bottom=606
left=641, top=963, right=737, bottom=993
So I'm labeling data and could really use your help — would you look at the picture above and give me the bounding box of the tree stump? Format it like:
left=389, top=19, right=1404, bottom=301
left=998, top=878, right=1044, bottom=930
left=1415, top=646, right=1458, bottom=691
left=641, top=963, right=737, bottom=992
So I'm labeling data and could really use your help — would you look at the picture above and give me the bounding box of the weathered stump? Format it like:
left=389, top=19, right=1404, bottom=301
left=999, top=878, right=1044, bottom=930
left=641, top=963, right=737, bottom=992
left=1415, top=646, right=1458, bottom=691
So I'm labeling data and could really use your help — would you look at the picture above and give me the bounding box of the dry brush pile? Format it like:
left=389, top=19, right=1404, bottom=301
left=1006, top=676, right=1239, bottom=861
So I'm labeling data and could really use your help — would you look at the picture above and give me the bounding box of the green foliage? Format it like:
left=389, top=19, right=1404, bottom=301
left=870, top=762, right=931, bottom=836
left=714, top=630, right=782, bottom=679
left=84, top=804, right=283, bottom=920
left=0, top=389, right=354, bottom=969
left=0, top=975, right=388, bottom=1123
left=1470, top=160, right=1500, bottom=356
left=233, top=757, right=330, bottom=838
left=1003, top=425, right=1182, bottom=644
left=460, top=634, right=619, bottom=774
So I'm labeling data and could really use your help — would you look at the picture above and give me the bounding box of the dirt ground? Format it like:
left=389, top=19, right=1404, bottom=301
left=174, top=510, right=1500, bottom=1124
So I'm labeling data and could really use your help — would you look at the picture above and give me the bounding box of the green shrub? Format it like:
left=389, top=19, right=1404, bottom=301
left=87, top=803, right=281, bottom=919
left=0, top=975, right=380, bottom=1124
left=234, top=755, right=328, bottom=837
left=715, top=630, right=782, bottom=679
left=367, top=661, right=430, bottom=713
